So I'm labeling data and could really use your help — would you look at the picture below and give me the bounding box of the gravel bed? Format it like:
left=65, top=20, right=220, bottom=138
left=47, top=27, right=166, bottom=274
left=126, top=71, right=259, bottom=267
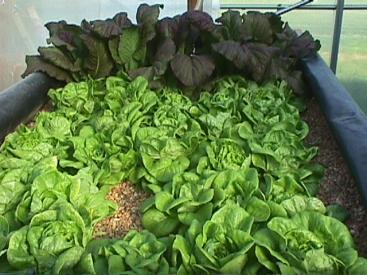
left=302, top=97, right=367, bottom=256
left=93, top=182, right=150, bottom=239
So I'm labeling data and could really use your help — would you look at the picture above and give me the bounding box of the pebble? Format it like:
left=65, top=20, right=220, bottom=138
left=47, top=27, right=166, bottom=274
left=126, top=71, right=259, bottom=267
left=93, top=182, right=150, bottom=239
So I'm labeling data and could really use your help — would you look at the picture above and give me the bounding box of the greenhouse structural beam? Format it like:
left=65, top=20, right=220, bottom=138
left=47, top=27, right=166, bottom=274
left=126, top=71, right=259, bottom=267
left=220, top=4, right=367, bottom=10
left=330, top=0, right=345, bottom=73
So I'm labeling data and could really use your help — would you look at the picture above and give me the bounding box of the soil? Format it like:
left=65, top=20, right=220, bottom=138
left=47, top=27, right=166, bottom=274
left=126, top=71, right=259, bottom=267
left=302, top=97, right=367, bottom=257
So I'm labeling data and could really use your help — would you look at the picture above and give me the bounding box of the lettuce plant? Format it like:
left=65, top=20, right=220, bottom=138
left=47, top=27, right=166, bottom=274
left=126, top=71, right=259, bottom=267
left=7, top=201, right=88, bottom=274
left=0, top=75, right=365, bottom=274
left=172, top=202, right=255, bottom=274
left=77, top=230, right=174, bottom=275
left=255, top=211, right=367, bottom=274
left=22, top=4, right=320, bottom=96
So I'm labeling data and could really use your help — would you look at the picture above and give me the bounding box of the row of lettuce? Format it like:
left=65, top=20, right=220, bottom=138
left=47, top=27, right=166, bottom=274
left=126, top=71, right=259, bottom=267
left=23, top=4, right=320, bottom=96
left=0, top=75, right=366, bottom=274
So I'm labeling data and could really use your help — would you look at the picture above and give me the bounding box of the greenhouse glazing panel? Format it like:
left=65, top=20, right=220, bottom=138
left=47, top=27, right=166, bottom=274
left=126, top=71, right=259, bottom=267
left=337, top=9, right=367, bottom=114
left=282, top=9, right=335, bottom=66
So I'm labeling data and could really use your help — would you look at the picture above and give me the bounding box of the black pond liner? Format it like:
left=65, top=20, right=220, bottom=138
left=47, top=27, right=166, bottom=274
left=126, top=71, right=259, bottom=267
left=301, top=55, right=367, bottom=207
left=0, top=54, right=366, bottom=208
left=0, top=72, right=62, bottom=143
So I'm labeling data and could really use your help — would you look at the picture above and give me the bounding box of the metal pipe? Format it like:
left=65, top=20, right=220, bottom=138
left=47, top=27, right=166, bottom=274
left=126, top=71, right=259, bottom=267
left=330, top=0, right=345, bottom=73
left=276, top=0, right=313, bottom=15
left=187, top=0, right=194, bottom=11
left=194, top=0, right=203, bottom=11
left=188, top=0, right=203, bottom=11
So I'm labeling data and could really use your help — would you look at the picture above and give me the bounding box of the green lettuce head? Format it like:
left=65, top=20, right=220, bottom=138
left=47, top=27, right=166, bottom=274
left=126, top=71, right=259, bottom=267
left=173, top=202, right=255, bottom=274
left=7, top=201, right=89, bottom=274
left=77, top=230, right=172, bottom=275
left=255, top=211, right=364, bottom=274
left=199, top=139, right=250, bottom=173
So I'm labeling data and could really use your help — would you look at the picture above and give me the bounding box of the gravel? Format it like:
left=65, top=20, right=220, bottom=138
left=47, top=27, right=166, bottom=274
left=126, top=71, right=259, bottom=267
left=93, top=182, right=150, bottom=239
left=302, top=97, right=367, bottom=257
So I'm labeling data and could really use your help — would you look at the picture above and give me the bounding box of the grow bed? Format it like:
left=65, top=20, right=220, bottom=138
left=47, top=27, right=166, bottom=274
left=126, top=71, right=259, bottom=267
left=20, top=88, right=367, bottom=258
left=302, top=98, right=367, bottom=257
left=1, top=4, right=367, bottom=275
left=0, top=75, right=366, bottom=274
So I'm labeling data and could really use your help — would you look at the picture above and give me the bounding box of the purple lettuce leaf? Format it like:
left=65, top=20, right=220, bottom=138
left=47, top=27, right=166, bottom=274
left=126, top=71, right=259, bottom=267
left=45, top=21, right=85, bottom=53
left=242, top=42, right=279, bottom=82
left=170, top=54, right=215, bottom=87
left=212, top=40, right=247, bottom=69
left=80, top=34, right=114, bottom=78
left=38, top=46, right=80, bottom=72
left=157, top=17, right=180, bottom=39
left=81, top=12, right=132, bottom=39
left=288, top=31, right=321, bottom=59
left=265, top=13, right=284, bottom=35
left=136, top=4, right=163, bottom=43
left=176, top=10, right=215, bottom=51
left=214, top=10, right=245, bottom=41
left=242, top=11, right=275, bottom=44
left=266, top=57, right=305, bottom=95
left=22, top=55, right=73, bottom=82
left=153, top=38, right=177, bottom=75
left=275, top=23, right=321, bottom=58
left=212, top=41, right=278, bottom=82
left=128, top=66, right=156, bottom=81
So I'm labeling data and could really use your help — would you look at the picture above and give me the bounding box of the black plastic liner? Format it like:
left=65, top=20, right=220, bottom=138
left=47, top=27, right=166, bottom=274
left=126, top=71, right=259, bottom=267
left=0, top=58, right=366, bottom=205
left=301, top=55, right=367, bottom=206
left=0, top=73, right=62, bottom=142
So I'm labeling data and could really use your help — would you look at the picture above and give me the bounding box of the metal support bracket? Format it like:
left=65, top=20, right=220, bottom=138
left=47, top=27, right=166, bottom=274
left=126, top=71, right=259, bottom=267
left=276, top=0, right=314, bottom=15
